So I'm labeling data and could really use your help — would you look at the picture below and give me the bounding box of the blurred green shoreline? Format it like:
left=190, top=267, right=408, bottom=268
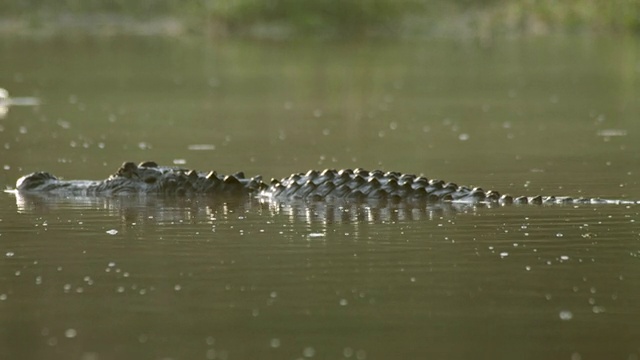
left=1, top=0, right=638, bottom=39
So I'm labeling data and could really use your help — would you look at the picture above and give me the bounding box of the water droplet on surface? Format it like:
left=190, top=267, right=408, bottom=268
left=188, top=144, right=216, bottom=151
left=65, top=328, right=77, bottom=338
left=559, top=310, right=573, bottom=320
left=205, top=336, right=215, bottom=345
left=205, top=349, right=216, bottom=360
left=303, top=346, right=315, bottom=357
left=356, top=349, right=367, bottom=359
left=81, top=352, right=100, bottom=360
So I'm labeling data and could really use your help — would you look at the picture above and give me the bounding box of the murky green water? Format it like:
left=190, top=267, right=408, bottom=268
left=1, top=35, right=640, bottom=359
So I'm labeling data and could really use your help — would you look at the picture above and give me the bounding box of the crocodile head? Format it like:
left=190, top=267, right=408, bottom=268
left=95, top=161, right=262, bottom=195
left=13, top=161, right=263, bottom=196
left=15, top=171, right=60, bottom=191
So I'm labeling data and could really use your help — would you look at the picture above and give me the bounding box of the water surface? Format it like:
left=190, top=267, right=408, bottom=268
left=1, top=35, right=640, bottom=359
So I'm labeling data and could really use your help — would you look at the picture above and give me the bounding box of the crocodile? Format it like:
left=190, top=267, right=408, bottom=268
left=12, top=161, right=637, bottom=205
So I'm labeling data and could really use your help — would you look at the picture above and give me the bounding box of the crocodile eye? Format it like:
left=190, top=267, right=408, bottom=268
left=144, top=177, right=157, bottom=184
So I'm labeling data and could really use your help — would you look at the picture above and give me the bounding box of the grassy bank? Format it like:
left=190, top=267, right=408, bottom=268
left=1, top=0, right=638, bottom=38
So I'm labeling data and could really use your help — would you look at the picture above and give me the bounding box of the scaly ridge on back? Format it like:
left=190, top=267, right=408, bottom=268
left=12, top=161, right=638, bottom=205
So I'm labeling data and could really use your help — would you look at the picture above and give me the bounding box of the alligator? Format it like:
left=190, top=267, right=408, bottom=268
left=12, top=160, right=637, bottom=205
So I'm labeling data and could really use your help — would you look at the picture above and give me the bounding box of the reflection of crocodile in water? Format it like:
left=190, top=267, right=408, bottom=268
left=13, top=161, right=638, bottom=205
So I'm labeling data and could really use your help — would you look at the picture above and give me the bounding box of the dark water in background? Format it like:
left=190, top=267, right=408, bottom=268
left=1, top=35, right=640, bottom=359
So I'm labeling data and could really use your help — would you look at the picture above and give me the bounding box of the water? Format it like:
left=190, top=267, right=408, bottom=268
left=1, top=35, right=640, bottom=359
